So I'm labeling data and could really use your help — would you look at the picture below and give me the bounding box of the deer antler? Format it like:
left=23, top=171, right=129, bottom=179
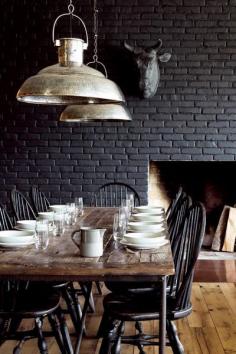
left=150, top=39, right=163, bottom=53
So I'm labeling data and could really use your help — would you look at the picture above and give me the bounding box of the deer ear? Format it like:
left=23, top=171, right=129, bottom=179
left=159, top=53, right=171, bottom=62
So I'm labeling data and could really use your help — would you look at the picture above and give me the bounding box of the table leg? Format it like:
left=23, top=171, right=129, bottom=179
left=74, top=282, right=93, bottom=354
left=159, top=276, right=167, bottom=354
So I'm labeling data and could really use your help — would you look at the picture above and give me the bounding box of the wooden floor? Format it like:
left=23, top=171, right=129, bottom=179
left=0, top=281, right=235, bottom=354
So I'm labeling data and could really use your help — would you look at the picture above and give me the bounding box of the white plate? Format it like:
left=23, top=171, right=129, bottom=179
left=0, top=241, right=35, bottom=248
left=37, top=212, right=54, bottom=221
left=134, top=206, right=165, bottom=215
left=123, top=233, right=166, bottom=245
left=16, top=220, right=36, bottom=230
left=49, top=205, right=66, bottom=212
left=131, top=214, right=164, bottom=222
left=120, top=239, right=168, bottom=250
left=128, top=222, right=165, bottom=233
left=0, top=230, right=35, bottom=244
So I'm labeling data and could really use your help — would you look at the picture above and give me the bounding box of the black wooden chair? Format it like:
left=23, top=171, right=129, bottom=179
left=166, top=186, right=184, bottom=223
left=91, top=182, right=140, bottom=296
left=0, top=204, right=13, bottom=231
left=1, top=200, right=89, bottom=345
left=97, top=191, right=191, bottom=339
left=99, top=202, right=206, bottom=354
left=101, top=191, right=191, bottom=296
left=0, top=281, right=73, bottom=354
left=31, top=186, right=50, bottom=214
left=0, top=204, right=73, bottom=353
left=10, top=190, right=36, bottom=221
left=91, top=182, right=140, bottom=207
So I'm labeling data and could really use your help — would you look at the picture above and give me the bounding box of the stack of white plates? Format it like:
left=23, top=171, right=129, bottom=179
left=15, top=220, right=36, bottom=231
left=121, top=232, right=167, bottom=250
left=127, top=221, right=165, bottom=233
left=0, top=230, right=35, bottom=248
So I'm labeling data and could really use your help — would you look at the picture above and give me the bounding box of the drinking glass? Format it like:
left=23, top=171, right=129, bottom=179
left=113, top=209, right=127, bottom=242
left=35, top=219, right=49, bottom=250
left=75, top=197, right=84, bottom=217
left=53, top=210, right=65, bottom=237
left=127, top=193, right=135, bottom=214
left=66, top=202, right=76, bottom=226
left=121, top=199, right=130, bottom=222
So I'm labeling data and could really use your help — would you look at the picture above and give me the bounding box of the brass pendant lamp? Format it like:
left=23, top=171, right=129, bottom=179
left=59, top=0, right=132, bottom=122
left=60, top=103, right=131, bottom=122
left=16, top=1, right=125, bottom=105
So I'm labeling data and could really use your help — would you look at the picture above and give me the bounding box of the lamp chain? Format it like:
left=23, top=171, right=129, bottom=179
left=86, top=0, right=107, bottom=77
left=93, top=0, right=98, bottom=63
left=68, top=0, right=74, bottom=38
left=68, top=0, right=75, bottom=14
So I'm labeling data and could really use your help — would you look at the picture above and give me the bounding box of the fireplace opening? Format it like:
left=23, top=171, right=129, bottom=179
left=148, top=161, right=236, bottom=248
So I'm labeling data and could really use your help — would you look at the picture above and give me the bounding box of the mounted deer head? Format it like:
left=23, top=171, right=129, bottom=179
left=124, top=39, right=171, bottom=99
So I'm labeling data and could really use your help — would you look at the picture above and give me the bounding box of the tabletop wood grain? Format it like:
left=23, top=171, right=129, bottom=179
left=0, top=208, right=175, bottom=282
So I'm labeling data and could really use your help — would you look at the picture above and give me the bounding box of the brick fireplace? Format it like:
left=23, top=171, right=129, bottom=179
left=148, top=161, right=236, bottom=248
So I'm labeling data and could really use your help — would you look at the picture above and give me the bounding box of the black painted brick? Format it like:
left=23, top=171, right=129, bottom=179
left=1, top=0, right=236, bottom=206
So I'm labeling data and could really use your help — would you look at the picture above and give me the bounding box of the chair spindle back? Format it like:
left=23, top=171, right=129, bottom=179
left=31, top=186, right=50, bottom=213
left=11, top=190, right=36, bottom=221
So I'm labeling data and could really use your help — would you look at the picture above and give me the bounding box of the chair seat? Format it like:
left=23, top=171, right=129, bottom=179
left=0, top=284, right=60, bottom=318
left=103, top=292, right=192, bottom=322
left=105, top=281, right=157, bottom=294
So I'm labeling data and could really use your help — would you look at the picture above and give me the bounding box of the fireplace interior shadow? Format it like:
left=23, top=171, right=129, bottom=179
left=149, top=161, right=236, bottom=248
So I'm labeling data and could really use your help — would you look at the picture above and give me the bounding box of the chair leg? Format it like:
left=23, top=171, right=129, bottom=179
left=34, top=317, right=48, bottom=354
left=62, top=286, right=81, bottom=334
left=97, top=310, right=111, bottom=338
left=166, top=320, right=185, bottom=354
left=48, top=312, right=70, bottom=354
left=79, top=282, right=95, bottom=313
left=135, top=321, right=143, bottom=334
left=13, top=339, right=25, bottom=354
left=95, top=281, right=103, bottom=295
left=68, top=283, right=83, bottom=320
left=111, top=321, right=124, bottom=354
left=99, top=320, right=118, bottom=354
left=56, top=309, right=74, bottom=354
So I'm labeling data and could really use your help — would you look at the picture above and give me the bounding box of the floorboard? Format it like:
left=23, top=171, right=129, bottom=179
left=0, top=282, right=235, bottom=354
left=0, top=260, right=236, bottom=354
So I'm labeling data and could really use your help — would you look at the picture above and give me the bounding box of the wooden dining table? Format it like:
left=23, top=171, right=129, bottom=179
left=0, top=207, right=175, bottom=354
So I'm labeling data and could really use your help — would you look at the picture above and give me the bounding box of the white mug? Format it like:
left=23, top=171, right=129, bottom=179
left=71, top=227, right=106, bottom=257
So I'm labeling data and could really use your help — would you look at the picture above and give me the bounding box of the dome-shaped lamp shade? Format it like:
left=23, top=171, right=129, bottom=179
left=16, top=38, right=125, bottom=105
left=59, top=103, right=132, bottom=122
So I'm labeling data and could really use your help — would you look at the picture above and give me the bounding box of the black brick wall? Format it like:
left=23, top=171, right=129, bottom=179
left=1, top=0, right=236, bottom=207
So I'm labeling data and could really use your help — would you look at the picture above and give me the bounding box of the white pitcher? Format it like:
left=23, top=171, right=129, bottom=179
left=71, top=227, right=106, bottom=257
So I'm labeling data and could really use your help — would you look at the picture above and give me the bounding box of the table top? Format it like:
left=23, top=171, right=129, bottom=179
left=0, top=208, right=175, bottom=282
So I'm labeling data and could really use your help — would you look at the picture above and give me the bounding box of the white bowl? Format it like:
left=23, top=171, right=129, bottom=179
left=123, top=232, right=166, bottom=245
left=16, top=220, right=36, bottom=230
left=131, top=213, right=164, bottom=223
left=0, top=230, right=35, bottom=244
left=38, top=211, right=54, bottom=221
left=128, top=221, right=165, bottom=233
left=49, top=204, right=66, bottom=212
left=134, top=206, right=165, bottom=215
